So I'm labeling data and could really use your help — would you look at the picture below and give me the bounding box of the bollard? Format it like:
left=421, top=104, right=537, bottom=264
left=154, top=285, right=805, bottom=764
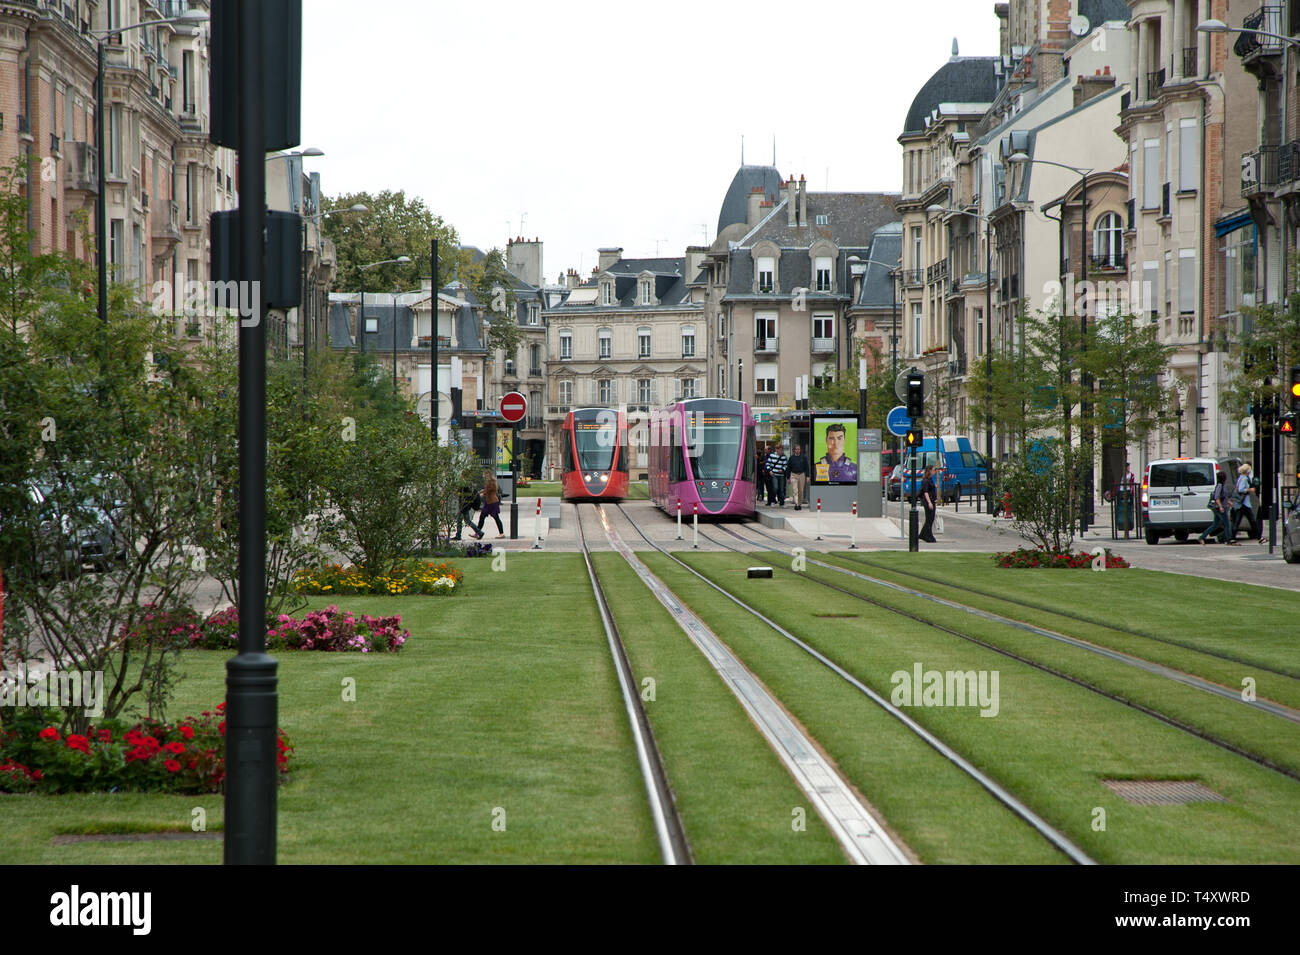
left=532, top=497, right=543, bottom=549
left=692, top=501, right=699, bottom=549
left=676, top=498, right=683, bottom=540
left=815, top=498, right=823, bottom=541
left=850, top=500, right=858, bottom=549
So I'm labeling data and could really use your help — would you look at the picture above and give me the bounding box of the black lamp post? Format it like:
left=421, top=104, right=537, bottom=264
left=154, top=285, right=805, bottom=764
left=92, top=9, right=209, bottom=325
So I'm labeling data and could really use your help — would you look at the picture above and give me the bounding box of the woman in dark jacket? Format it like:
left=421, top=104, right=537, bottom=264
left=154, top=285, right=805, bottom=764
left=472, top=471, right=504, bottom=539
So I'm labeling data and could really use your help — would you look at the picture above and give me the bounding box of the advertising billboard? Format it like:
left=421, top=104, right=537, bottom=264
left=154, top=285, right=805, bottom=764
left=811, top=415, right=858, bottom=485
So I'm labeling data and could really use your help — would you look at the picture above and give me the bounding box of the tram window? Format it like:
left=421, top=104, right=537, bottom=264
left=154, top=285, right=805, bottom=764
left=616, top=423, right=629, bottom=472
left=742, top=426, right=756, bottom=481
left=562, top=429, right=574, bottom=472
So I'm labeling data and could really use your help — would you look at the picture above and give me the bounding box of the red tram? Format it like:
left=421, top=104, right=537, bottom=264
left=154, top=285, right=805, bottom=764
left=560, top=408, right=630, bottom=501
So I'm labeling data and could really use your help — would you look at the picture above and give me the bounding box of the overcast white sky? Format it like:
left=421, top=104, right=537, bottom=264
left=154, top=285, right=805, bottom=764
left=302, top=0, right=1000, bottom=285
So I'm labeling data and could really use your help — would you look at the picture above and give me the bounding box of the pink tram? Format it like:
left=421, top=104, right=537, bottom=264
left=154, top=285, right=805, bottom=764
left=560, top=408, right=630, bottom=501
left=648, top=398, right=756, bottom=518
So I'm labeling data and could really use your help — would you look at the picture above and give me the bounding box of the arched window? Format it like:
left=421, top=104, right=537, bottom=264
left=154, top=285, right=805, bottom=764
left=1092, top=212, right=1124, bottom=268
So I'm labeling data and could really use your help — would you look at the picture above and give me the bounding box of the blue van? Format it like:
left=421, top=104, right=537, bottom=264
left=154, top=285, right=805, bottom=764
left=898, top=435, right=990, bottom=503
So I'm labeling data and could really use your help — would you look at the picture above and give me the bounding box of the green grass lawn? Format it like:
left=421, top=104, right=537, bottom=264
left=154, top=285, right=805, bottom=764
left=668, top=550, right=1300, bottom=864
left=0, top=555, right=659, bottom=864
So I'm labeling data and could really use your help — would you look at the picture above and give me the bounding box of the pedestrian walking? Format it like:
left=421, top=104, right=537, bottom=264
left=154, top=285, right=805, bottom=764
left=456, top=481, right=480, bottom=539
left=1230, top=463, right=1260, bottom=543
left=1198, top=471, right=1235, bottom=545
left=471, top=470, right=504, bottom=539
left=919, top=464, right=939, bottom=543
left=787, top=444, right=809, bottom=510
left=766, top=445, right=788, bottom=506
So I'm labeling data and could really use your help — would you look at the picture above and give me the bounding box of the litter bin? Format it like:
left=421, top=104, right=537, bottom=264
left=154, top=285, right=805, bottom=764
left=1115, top=487, right=1134, bottom=531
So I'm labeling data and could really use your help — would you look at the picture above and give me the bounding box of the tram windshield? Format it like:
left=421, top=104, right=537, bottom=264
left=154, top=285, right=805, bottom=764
left=684, top=411, right=742, bottom=480
left=574, top=413, right=618, bottom=471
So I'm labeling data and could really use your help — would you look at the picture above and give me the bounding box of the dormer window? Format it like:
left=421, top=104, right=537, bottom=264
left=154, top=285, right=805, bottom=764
left=527, top=302, right=539, bottom=325
left=815, top=214, right=828, bottom=226
left=815, top=256, right=833, bottom=292
left=757, top=256, right=774, bottom=293
left=600, top=281, right=613, bottom=305
left=640, top=279, right=652, bottom=305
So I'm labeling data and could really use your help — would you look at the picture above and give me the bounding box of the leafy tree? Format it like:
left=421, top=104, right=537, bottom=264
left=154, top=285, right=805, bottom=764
left=808, top=340, right=895, bottom=429
left=322, top=189, right=459, bottom=292
left=1084, top=310, right=1174, bottom=463
left=1001, top=440, right=1088, bottom=555
left=1219, top=255, right=1300, bottom=420
left=464, top=247, right=523, bottom=358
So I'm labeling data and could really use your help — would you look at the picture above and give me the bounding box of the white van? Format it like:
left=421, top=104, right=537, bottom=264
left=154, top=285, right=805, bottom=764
left=1141, top=458, right=1220, bottom=544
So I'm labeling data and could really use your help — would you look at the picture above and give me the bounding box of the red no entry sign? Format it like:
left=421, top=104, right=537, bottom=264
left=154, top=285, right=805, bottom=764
left=499, top=391, right=527, bottom=423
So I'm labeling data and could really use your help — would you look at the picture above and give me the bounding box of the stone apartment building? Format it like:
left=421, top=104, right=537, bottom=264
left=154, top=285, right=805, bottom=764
left=542, top=247, right=706, bottom=476
left=698, top=167, right=899, bottom=440
left=898, top=1, right=1132, bottom=459
left=1117, top=0, right=1257, bottom=464
left=0, top=0, right=336, bottom=354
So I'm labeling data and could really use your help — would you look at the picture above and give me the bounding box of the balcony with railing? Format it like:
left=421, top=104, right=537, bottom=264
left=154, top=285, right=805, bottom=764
left=524, top=416, right=543, bottom=430
left=1090, top=251, right=1127, bottom=272
left=1182, top=46, right=1198, bottom=79
left=151, top=199, right=181, bottom=245
left=754, top=336, right=778, bottom=354
left=901, top=268, right=924, bottom=287
left=1278, top=141, right=1300, bottom=185
left=65, top=142, right=97, bottom=194
left=1126, top=197, right=1135, bottom=230
left=1146, top=68, right=1166, bottom=100
left=1242, top=145, right=1279, bottom=197
left=1160, top=181, right=1171, bottom=218
left=1235, top=5, right=1284, bottom=60
left=811, top=337, right=834, bottom=354
left=947, top=356, right=967, bottom=377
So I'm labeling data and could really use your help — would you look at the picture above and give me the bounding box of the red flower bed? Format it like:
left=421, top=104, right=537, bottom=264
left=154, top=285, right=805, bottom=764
left=993, top=548, right=1130, bottom=569
left=0, top=703, right=292, bottom=794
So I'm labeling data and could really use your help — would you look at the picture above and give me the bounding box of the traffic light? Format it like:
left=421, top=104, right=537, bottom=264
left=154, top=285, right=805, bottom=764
left=1282, top=416, right=1296, bottom=434
left=906, top=371, right=925, bottom=419
left=1290, top=366, right=1300, bottom=414
left=905, top=428, right=923, bottom=450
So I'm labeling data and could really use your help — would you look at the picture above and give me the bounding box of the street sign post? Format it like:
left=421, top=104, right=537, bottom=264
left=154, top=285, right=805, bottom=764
left=499, top=391, right=527, bottom=424
left=498, top=392, right=526, bottom=539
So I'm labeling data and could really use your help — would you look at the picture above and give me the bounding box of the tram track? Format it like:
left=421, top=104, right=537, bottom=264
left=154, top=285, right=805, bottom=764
left=613, top=503, right=1096, bottom=865
left=580, top=502, right=912, bottom=865
left=703, top=521, right=1300, bottom=783
left=573, top=504, right=692, bottom=865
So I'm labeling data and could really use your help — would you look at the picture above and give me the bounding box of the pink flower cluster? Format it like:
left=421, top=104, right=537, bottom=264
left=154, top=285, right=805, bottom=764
left=189, top=605, right=408, bottom=653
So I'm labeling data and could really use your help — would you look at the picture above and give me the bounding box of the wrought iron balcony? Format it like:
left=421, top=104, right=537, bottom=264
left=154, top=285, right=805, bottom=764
left=1182, top=46, right=1198, bottom=79
left=1090, top=251, right=1127, bottom=271
left=524, top=416, right=543, bottom=430
left=1161, top=182, right=1171, bottom=217
left=754, top=336, right=778, bottom=354
left=901, top=268, right=924, bottom=287
left=1235, top=5, right=1284, bottom=58
left=1146, top=68, right=1166, bottom=100
left=1242, top=145, right=1279, bottom=196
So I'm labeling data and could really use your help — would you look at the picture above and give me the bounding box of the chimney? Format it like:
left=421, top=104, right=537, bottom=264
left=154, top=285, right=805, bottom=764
left=798, top=175, right=807, bottom=228
left=421, top=277, right=433, bottom=293
left=565, top=268, right=581, bottom=290
left=786, top=177, right=798, bottom=225
left=597, top=247, right=622, bottom=271
left=1044, top=0, right=1071, bottom=50
left=748, top=185, right=765, bottom=225
left=995, top=3, right=1009, bottom=59
left=507, top=237, right=543, bottom=287
left=1073, top=68, right=1115, bottom=107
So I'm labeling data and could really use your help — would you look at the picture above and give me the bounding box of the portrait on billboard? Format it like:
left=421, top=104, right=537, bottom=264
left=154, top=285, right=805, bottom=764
left=811, top=416, right=858, bottom=484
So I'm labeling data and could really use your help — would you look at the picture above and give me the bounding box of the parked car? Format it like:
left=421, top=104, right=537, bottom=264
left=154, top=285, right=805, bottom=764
left=25, top=481, right=128, bottom=574
left=895, top=435, right=990, bottom=503
left=1141, top=457, right=1219, bottom=544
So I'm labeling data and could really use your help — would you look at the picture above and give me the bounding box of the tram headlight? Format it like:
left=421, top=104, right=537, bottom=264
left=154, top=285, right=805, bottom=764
left=600, top=473, right=608, bottom=482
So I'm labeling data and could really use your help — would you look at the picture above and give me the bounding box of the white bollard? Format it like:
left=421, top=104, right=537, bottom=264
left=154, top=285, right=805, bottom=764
left=693, top=501, right=699, bottom=549
left=850, top=500, right=858, bottom=549
left=532, top=497, right=543, bottom=549
left=815, top=498, right=823, bottom=541
left=676, top=498, right=683, bottom=540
